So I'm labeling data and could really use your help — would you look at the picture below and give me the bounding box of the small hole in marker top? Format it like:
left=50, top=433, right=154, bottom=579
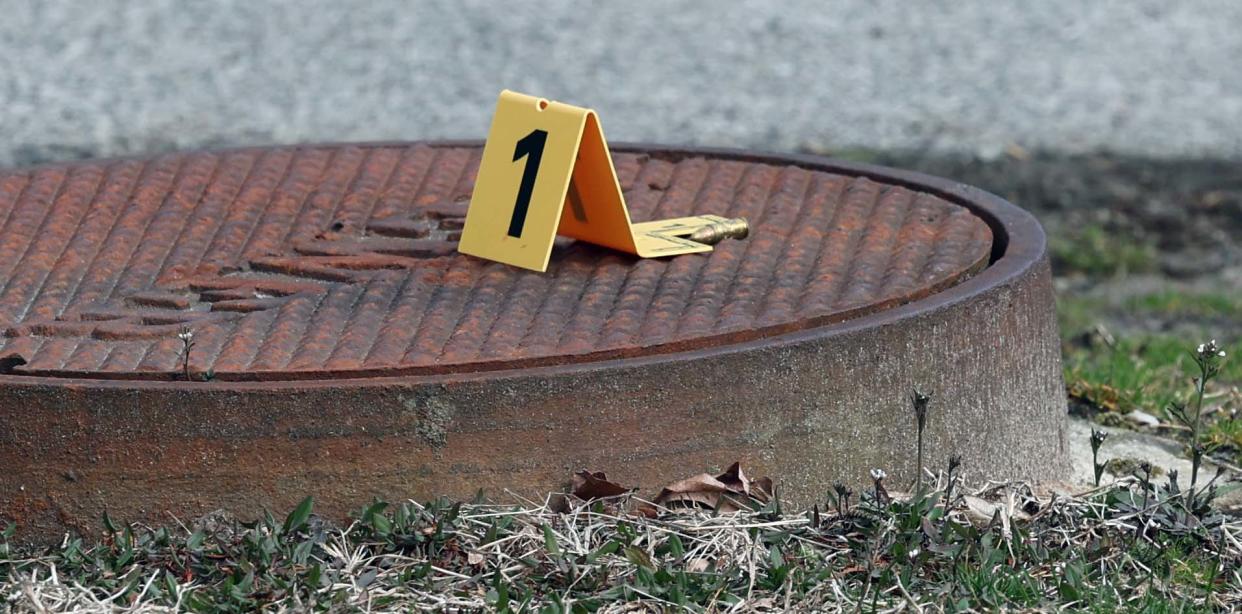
left=538, top=99, right=549, bottom=110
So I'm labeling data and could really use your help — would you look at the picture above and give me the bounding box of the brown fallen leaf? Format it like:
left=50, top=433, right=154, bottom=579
left=753, top=477, right=774, bottom=501
left=685, top=557, right=711, bottom=573
left=716, top=462, right=773, bottom=503
left=716, top=462, right=749, bottom=493
left=655, top=473, right=735, bottom=510
left=963, top=495, right=1031, bottom=528
left=654, top=462, right=774, bottom=513
left=548, top=493, right=570, bottom=514
left=571, top=470, right=631, bottom=500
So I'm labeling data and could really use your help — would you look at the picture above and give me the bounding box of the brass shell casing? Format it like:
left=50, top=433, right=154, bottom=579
left=688, top=217, right=750, bottom=245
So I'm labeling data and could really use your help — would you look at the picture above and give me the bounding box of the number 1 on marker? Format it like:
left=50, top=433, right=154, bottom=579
left=508, top=129, right=547, bottom=238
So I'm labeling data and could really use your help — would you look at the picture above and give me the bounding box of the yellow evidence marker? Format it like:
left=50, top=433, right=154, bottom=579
left=457, top=90, right=748, bottom=272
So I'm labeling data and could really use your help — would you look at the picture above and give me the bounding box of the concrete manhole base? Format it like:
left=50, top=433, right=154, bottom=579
left=0, top=143, right=1067, bottom=543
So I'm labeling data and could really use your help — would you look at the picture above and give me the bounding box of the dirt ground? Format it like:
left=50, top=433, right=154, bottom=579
left=855, top=149, right=1242, bottom=339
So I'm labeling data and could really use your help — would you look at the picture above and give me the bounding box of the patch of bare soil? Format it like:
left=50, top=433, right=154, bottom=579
left=873, top=150, right=1241, bottom=276
left=862, top=149, right=1242, bottom=339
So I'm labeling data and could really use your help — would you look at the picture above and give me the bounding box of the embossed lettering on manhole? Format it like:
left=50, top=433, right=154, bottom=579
left=0, top=144, right=992, bottom=380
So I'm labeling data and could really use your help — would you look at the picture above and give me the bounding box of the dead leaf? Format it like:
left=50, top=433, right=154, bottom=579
left=467, top=552, right=485, bottom=566
left=571, top=470, right=631, bottom=500
left=752, top=477, right=774, bottom=501
left=686, top=558, right=710, bottom=573
left=548, top=493, right=570, bottom=514
left=655, top=473, right=735, bottom=510
left=654, top=462, right=774, bottom=512
left=716, top=462, right=774, bottom=503
left=963, top=495, right=1000, bottom=526
left=716, top=462, right=750, bottom=493
left=963, top=495, right=1031, bottom=528
left=1068, top=381, right=1123, bottom=413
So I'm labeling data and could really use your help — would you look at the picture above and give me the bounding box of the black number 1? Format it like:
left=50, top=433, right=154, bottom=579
left=508, top=129, right=548, bottom=238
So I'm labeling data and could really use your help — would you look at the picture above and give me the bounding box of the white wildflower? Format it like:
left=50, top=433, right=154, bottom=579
left=1197, top=339, right=1225, bottom=360
left=870, top=468, right=886, bottom=481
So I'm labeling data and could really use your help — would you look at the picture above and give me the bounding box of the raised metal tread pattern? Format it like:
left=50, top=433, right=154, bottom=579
left=0, top=144, right=992, bottom=380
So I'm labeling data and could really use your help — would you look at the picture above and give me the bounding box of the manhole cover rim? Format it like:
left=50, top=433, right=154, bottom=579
left=0, top=142, right=1043, bottom=389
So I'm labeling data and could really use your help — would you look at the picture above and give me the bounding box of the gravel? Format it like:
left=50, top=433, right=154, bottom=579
left=3, top=0, right=1241, bottom=168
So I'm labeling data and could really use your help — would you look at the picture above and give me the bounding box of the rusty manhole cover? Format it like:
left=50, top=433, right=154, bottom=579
left=0, top=144, right=989, bottom=379
left=0, top=143, right=1067, bottom=543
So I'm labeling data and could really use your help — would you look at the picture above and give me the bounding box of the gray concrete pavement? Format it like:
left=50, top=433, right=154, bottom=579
left=2, top=1, right=1240, bottom=168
